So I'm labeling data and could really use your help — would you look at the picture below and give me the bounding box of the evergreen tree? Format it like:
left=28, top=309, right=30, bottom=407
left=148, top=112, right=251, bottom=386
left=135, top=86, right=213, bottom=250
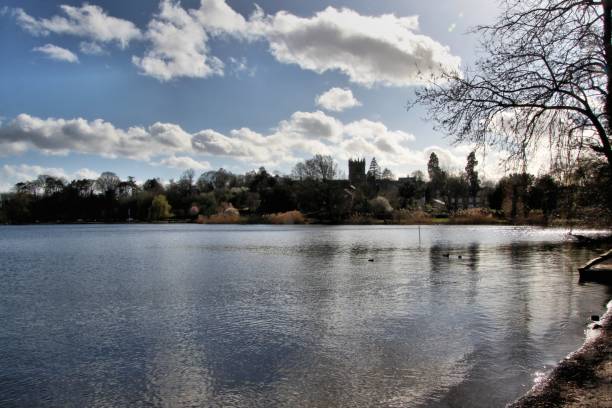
left=465, top=151, right=480, bottom=199
left=367, top=157, right=381, bottom=180
left=427, top=153, right=440, bottom=181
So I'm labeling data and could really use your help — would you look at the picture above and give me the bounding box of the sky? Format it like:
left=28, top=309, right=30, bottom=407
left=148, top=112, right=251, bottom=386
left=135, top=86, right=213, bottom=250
left=0, top=0, right=508, bottom=191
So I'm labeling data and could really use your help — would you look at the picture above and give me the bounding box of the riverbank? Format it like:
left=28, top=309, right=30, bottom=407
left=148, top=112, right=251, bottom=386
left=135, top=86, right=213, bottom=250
left=510, top=257, right=612, bottom=407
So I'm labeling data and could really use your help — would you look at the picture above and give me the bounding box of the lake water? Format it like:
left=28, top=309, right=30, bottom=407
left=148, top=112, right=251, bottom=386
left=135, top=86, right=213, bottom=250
left=1, top=225, right=610, bottom=407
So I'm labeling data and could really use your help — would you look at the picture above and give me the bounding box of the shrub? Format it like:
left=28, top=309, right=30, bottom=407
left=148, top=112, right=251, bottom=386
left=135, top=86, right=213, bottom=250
left=369, top=196, right=393, bottom=216
left=450, top=208, right=497, bottom=224
left=393, top=209, right=432, bottom=224
left=196, top=203, right=241, bottom=224
left=265, top=210, right=306, bottom=224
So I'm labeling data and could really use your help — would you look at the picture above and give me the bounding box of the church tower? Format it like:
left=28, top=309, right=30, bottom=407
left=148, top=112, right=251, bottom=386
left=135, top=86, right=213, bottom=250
left=348, top=158, right=366, bottom=185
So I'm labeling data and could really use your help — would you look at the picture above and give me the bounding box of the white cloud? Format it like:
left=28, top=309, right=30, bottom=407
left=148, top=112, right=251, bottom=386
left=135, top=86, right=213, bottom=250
left=277, top=111, right=343, bottom=141
left=191, top=0, right=254, bottom=39
left=0, top=110, right=533, bottom=180
left=79, top=41, right=107, bottom=56
left=11, top=2, right=459, bottom=86
left=0, top=164, right=99, bottom=192
left=132, top=1, right=459, bottom=86
left=0, top=114, right=192, bottom=160
left=316, top=87, right=361, bottom=112
left=33, top=43, right=79, bottom=63
left=159, top=155, right=210, bottom=170
left=132, top=0, right=223, bottom=81
left=13, top=4, right=141, bottom=48
left=256, top=6, right=461, bottom=87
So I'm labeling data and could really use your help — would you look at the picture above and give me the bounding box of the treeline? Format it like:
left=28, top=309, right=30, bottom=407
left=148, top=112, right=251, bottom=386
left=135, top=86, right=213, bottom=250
left=0, top=153, right=610, bottom=225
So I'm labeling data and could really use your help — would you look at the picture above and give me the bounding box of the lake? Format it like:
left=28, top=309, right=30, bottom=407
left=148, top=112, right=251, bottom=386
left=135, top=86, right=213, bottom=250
left=0, top=225, right=610, bottom=407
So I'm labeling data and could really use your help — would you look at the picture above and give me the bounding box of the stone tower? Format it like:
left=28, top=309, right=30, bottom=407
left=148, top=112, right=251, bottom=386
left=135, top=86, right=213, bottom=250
left=348, top=158, right=366, bottom=185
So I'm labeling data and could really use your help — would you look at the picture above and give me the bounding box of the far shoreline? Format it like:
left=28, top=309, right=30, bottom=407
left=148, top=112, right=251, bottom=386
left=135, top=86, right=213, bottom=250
left=2, top=219, right=611, bottom=228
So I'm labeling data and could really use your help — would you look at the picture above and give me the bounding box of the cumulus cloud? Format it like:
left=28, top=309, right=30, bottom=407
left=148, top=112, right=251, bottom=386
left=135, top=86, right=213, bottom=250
left=131, top=1, right=458, bottom=85
left=13, top=1, right=459, bottom=85
left=277, top=111, right=343, bottom=141
left=33, top=43, right=79, bottom=63
left=316, top=87, right=361, bottom=112
left=256, top=6, right=460, bottom=87
left=191, top=0, right=254, bottom=38
left=13, top=4, right=141, bottom=48
left=0, top=164, right=99, bottom=192
left=0, top=114, right=192, bottom=160
left=0, top=110, right=527, bottom=180
left=0, top=110, right=417, bottom=173
left=132, top=0, right=223, bottom=81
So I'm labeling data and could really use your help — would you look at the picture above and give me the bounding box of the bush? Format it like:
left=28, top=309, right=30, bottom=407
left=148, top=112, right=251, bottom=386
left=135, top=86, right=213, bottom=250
left=264, top=210, right=306, bottom=224
left=369, top=196, right=393, bottom=216
left=197, top=213, right=241, bottom=224
left=393, top=209, right=432, bottom=224
left=449, top=208, right=497, bottom=224
left=196, top=203, right=241, bottom=224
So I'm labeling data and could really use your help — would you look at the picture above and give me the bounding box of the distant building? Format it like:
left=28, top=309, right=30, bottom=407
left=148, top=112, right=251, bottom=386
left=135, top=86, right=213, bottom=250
left=348, top=158, right=366, bottom=186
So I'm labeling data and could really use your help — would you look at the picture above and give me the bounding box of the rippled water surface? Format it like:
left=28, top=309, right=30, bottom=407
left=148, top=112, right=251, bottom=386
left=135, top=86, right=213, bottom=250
left=1, top=225, right=611, bottom=407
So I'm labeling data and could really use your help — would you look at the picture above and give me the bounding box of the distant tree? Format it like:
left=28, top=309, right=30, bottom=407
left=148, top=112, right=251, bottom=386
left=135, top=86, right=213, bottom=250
left=150, top=194, right=172, bottom=220
left=143, top=178, right=165, bottom=195
left=427, top=152, right=447, bottom=198
left=367, top=157, right=381, bottom=180
left=71, top=179, right=95, bottom=197
left=249, top=167, right=276, bottom=193
left=37, top=175, right=65, bottom=196
left=291, top=162, right=308, bottom=180
left=528, top=174, right=560, bottom=222
left=427, top=153, right=441, bottom=182
left=96, top=172, right=121, bottom=195
left=381, top=168, right=395, bottom=180
left=500, top=173, right=534, bottom=220
left=444, top=175, right=469, bottom=211
left=412, top=170, right=425, bottom=182
left=259, top=183, right=297, bottom=213
left=465, top=151, right=480, bottom=200
left=178, top=169, right=196, bottom=196
left=292, top=155, right=338, bottom=181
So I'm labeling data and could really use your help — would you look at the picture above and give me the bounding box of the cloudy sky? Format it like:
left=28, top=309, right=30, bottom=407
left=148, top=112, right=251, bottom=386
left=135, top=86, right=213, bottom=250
left=0, top=0, right=506, bottom=191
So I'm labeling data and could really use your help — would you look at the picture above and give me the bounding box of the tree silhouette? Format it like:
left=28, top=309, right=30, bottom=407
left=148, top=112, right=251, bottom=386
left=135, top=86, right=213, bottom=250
left=465, top=152, right=480, bottom=200
left=415, top=0, right=612, bottom=176
left=367, top=157, right=381, bottom=180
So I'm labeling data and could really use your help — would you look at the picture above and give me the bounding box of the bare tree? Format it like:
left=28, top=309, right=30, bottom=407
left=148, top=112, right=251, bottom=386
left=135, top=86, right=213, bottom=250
left=292, top=155, right=338, bottom=181
left=95, top=172, right=121, bottom=195
left=414, top=0, right=612, bottom=175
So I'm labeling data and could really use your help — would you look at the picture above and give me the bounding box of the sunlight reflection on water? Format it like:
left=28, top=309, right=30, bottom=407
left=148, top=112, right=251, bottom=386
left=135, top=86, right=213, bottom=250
left=0, top=225, right=610, bottom=407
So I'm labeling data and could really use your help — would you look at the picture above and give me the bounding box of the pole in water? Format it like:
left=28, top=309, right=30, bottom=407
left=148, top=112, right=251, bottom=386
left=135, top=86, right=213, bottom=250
left=418, top=225, right=421, bottom=246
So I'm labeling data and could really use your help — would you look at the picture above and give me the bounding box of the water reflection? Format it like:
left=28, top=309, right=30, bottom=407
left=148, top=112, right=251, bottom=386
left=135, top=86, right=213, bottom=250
left=0, top=225, right=610, bottom=407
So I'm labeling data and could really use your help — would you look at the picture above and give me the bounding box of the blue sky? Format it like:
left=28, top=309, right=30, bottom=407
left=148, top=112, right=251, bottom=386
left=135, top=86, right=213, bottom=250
left=0, top=0, right=502, bottom=190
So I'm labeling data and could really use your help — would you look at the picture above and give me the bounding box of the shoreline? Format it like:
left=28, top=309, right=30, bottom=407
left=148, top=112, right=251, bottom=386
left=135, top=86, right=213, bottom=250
left=509, top=262, right=612, bottom=408
left=2, top=220, right=611, bottom=228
